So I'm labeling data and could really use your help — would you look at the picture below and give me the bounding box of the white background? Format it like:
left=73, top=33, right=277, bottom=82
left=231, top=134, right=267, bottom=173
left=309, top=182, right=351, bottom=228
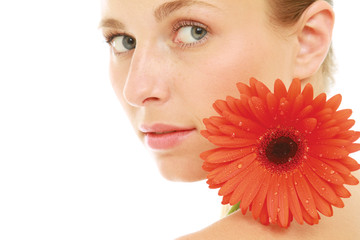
left=0, top=1, right=359, bottom=239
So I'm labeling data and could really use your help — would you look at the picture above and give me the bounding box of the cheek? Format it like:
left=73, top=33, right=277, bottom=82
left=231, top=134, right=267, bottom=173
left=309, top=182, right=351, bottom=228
left=175, top=35, right=293, bottom=123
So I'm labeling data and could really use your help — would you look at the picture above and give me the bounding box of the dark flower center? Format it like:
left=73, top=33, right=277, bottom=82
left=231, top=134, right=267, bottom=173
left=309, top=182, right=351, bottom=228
left=266, top=136, right=298, bottom=164
left=257, top=128, right=307, bottom=173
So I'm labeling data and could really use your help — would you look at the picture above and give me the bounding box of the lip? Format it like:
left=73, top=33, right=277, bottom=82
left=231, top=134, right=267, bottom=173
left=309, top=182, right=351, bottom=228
left=140, top=124, right=196, bottom=150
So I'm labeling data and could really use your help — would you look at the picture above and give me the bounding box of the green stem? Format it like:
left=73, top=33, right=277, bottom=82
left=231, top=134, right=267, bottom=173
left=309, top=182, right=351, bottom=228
left=227, top=202, right=240, bottom=215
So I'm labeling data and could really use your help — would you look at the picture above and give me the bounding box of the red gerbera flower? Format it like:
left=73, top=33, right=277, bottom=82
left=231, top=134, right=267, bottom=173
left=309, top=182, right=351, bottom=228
left=200, top=78, right=360, bottom=228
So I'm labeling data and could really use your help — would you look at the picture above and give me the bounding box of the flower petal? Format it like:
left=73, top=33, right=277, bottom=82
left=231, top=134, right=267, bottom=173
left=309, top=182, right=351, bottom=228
left=252, top=172, right=271, bottom=220
left=240, top=166, right=267, bottom=213
left=294, top=170, right=317, bottom=218
left=306, top=155, right=345, bottom=185
left=287, top=173, right=304, bottom=225
left=319, top=119, right=337, bottom=130
left=213, top=153, right=257, bottom=184
left=229, top=161, right=259, bottom=205
left=222, top=111, right=265, bottom=133
left=274, top=79, right=287, bottom=99
left=259, top=203, right=270, bottom=225
left=339, top=156, right=360, bottom=171
left=205, top=146, right=255, bottom=164
left=255, top=80, right=271, bottom=101
left=248, top=97, right=271, bottom=127
left=333, top=109, right=352, bottom=122
left=315, top=138, right=351, bottom=147
left=300, top=203, right=319, bottom=225
left=340, top=173, right=359, bottom=185
left=218, top=125, right=259, bottom=139
left=291, top=95, right=304, bottom=119
left=330, top=183, right=351, bottom=198
left=299, top=118, right=317, bottom=133
left=338, top=120, right=355, bottom=131
left=308, top=145, right=349, bottom=159
left=266, top=92, right=278, bottom=117
left=267, top=174, right=280, bottom=223
left=203, top=118, right=222, bottom=135
left=324, top=159, right=351, bottom=175
left=302, top=163, right=344, bottom=208
left=315, top=126, right=341, bottom=139
left=218, top=162, right=255, bottom=196
left=207, top=135, right=257, bottom=148
left=278, top=174, right=290, bottom=227
left=336, top=130, right=360, bottom=142
left=308, top=184, right=333, bottom=217
left=213, top=100, right=232, bottom=115
left=302, top=83, right=314, bottom=105
left=287, top=78, right=301, bottom=104
left=236, top=82, right=252, bottom=96
left=325, top=94, right=342, bottom=111
left=297, top=105, right=314, bottom=120
left=346, top=143, right=360, bottom=153
left=311, top=93, right=327, bottom=111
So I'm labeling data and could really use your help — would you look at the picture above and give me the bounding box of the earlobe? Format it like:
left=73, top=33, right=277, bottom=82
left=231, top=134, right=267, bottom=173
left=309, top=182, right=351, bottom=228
left=294, top=0, right=335, bottom=79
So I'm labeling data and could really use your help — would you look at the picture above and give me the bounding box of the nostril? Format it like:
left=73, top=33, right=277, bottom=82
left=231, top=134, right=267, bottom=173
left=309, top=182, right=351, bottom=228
left=142, top=97, right=160, bottom=105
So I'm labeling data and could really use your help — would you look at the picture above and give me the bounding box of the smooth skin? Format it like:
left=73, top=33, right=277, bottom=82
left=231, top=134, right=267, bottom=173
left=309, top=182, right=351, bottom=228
left=100, top=0, right=360, bottom=239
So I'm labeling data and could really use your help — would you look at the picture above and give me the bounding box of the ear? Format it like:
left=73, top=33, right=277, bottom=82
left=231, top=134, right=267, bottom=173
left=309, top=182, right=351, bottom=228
left=293, top=0, right=335, bottom=79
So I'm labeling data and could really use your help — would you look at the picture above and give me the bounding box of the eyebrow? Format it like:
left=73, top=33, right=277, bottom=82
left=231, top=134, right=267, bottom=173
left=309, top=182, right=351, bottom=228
left=98, top=18, right=125, bottom=30
left=98, top=0, right=217, bottom=29
left=154, top=0, right=218, bottom=22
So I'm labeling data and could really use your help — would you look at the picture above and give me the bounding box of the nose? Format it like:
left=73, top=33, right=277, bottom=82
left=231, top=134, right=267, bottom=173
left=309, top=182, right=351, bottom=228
left=123, top=43, right=171, bottom=107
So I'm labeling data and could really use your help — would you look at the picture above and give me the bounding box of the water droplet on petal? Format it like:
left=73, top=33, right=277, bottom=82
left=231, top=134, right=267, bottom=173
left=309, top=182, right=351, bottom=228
left=305, top=199, right=309, bottom=204
left=277, top=208, right=281, bottom=213
left=238, top=164, right=243, bottom=169
left=239, top=122, right=243, bottom=127
left=330, top=170, right=335, bottom=174
left=274, top=192, right=278, bottom=196
left=319, top=154, right=323, bottom=158
left=321, top=187, right=326, bottom=191
left=231, top=133, right=236, bottom=137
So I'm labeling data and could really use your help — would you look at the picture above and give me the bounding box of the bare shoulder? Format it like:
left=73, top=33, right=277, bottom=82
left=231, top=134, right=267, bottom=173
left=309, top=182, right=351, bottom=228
left=177, top=171, right=360, bottom=240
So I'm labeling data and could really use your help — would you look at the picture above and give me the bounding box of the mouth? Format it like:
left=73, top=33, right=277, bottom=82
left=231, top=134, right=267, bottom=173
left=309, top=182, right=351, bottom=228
left=140, top=124, right=196, bottom=150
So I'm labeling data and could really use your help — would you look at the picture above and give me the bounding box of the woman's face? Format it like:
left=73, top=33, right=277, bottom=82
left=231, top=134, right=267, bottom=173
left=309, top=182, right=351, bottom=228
left=100, top=0, right=298, bottom=181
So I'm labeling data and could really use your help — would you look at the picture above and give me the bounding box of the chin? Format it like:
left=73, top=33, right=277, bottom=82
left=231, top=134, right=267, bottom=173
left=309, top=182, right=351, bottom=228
left=154, top=154, right=208, bottom=182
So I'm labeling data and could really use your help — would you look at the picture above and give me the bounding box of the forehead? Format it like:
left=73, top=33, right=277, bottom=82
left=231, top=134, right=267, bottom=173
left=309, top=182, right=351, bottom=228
left=101, top=0, right=220, bottom=18
left=99, top=0, right=271, bottom=35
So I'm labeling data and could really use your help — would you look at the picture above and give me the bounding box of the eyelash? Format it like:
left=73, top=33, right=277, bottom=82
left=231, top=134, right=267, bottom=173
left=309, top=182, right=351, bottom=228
left=102, top=20, right=210, bottom=55
left=172, top=20, right=210, bottom=48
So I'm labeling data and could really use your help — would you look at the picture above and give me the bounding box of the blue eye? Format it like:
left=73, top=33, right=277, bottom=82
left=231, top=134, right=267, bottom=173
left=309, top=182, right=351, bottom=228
left=110, top=35, right=136, bottom=53
left=174, top=23, right=208, bottom=46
